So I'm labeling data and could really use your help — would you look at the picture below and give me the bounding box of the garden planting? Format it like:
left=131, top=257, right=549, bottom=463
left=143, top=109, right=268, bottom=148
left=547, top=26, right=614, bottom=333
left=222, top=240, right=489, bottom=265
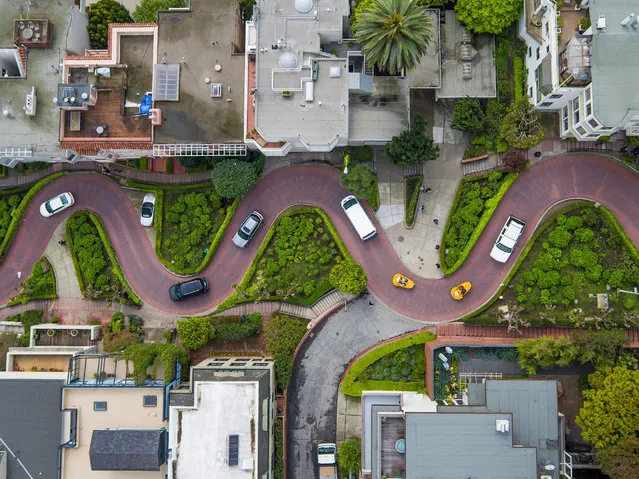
left=221, top=207, right=362, bottom=308
left=441, top=171, right=518, bottom=273
left=9, top=257, right=56, bottom=305
left=0, top=190, right=24, bottom=245
left=176, top=313, right=263, bottom=351
left=5, top=310, right=44, bottom=347
left=341, top=331, right=436, bottom=396
left=404, top=175, right=423, bottom=227
left=472, top=205, right=639, bottom=328
left=160, top=189, right=229, bottom=272
left=67, top=211, right=139, bottom=304
left=264, top=313, right=308, bottom=390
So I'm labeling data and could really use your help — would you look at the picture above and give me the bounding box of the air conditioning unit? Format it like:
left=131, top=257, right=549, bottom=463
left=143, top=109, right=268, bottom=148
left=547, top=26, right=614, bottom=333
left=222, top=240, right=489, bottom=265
left=496, top=419, right=510, bottom=433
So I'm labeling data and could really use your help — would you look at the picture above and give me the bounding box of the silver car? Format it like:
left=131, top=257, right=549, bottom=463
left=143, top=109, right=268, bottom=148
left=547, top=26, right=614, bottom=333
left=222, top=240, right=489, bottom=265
left=232, top=211, right=264, bottom=248
left=40, top=192, right=75, bottom=217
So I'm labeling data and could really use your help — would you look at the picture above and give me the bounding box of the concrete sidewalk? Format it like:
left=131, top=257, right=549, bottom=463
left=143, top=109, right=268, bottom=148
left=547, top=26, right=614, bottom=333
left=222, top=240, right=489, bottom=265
left=374, top=140, right=468, bottom=279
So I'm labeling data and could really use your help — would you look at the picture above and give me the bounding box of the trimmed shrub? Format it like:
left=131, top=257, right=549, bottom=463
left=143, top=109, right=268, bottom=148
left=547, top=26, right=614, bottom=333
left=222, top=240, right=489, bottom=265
left=176, top=316, right=215, bottom=350
left=212, top=160, right=258, bottom=198
left=329, top=260, right=367, bottom=295
left=264, top=313, right=308, bottom=390
left=5, top=310, right=44, bottom=347
left=405, top=175, right=423, bottom=227
left=210, top=313, right=262, bottom=341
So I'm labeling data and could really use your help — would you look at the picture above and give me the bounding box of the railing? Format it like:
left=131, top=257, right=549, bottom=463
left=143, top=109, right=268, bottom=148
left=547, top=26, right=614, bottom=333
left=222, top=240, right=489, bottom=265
left=561, top=451, right=573, bottom=478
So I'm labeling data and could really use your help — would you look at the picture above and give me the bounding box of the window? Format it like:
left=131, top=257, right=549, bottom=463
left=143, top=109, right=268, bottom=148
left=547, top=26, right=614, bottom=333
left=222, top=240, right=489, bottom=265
left=540, top=102, right=553, bottom=107
left=93, top=401, right=107, bottom=411
left=529, top=87, right=533, bottom=97
left=576, top=126, right=587, bottom=136
left=562, top=106, right=569, bottom=131
left=572, top=99, right=580, bottom=124
left=544, top=23, right=549, bottom=36
left=528, top=46, right=532, bottom=57
left=586, top=102, right=592, bottom=116
left=550, top=94, right=562, bottom=99
left=143, top=395, right=157, bottom=407
left=546, top=45, right=550, bottom=53
left=588, top=118, right=599, bottom=128
left=536, top=47, right=540, bottom=60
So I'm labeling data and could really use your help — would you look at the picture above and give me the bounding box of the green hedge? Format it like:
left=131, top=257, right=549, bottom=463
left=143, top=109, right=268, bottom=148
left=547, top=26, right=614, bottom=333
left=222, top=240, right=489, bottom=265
left=89, top=212, right=141, bottom=304
left=340, top=330, right=436, bottom=396
left=599, top=206, right=639, bottom=265
left=0, top=172, right=67, bottom=261
left=210, top=313, right=263, bottom=341
left=124, top=180, right=214, bottom=191
left=440, top=172, right=519, bottom=275
left=460, top=202, right=587, bottom=323
left=405, top=175, right=423, bottom=227
left=513, top=56, right=524, bottom=102
left=369, top=176, right=380, bottom=212
left=165, top=158, right=173, bottom=174
left=0, top=166, right=6, bottom=178
left=5, top=309, right=44, bottom=347
left=139, top=158, right=147, bottom=171
left=216, top=206, right=354, bottom=311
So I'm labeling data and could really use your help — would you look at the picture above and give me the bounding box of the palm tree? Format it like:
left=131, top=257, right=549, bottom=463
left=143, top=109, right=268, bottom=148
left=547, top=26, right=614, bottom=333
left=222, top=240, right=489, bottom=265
left=354, top=0, right=434, bottom=75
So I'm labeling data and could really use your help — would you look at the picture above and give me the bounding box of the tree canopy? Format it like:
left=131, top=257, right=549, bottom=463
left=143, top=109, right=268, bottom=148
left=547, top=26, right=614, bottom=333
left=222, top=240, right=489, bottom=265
left=132, top=0, right=185, bottom=23
left=338, top=439, right=362, bottom=477
left=596, top=437, right=639, bottom=479
left=500, top=98, right=544, bottom=150
left=88, top=0, right=133, bottom=49
left=576, top=367, right=639, bottom=450
left=176, top=316, right=215, bottom=350
left=212, top=159, right=258, bottom=198
left=455, top=0, right=523, bottom=35
left=451, top=97, right=486, bottom=135
left=354, top=0, right=434, bottom=74
left=264, top=313, right=308, bottom=390
left=329, top=260, right=368, bottom=294
left=386, top=114, right=439, bottom=166
left=341, top=163, right=377, bottom=204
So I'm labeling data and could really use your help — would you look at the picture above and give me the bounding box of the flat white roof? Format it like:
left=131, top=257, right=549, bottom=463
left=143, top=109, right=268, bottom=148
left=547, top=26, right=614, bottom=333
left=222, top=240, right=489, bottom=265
left=170, top=382, right=258, bottom=479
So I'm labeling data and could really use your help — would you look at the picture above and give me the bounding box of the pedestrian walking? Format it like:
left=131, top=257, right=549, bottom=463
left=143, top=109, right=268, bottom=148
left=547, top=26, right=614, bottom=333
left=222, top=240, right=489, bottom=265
left=433, top=218, right=439, bottom=225
left=435, top=244, right=440, bottom=250
left=419, top=205, right=424, bottom=215
left=425, top=187, right=432, bottom=193
left=435, top=263, right=440, bottom=269
left=419, top=185, right=425, bottom=192
left=368, top=301, right=374, bottom=306
left=533, top=151, right=542, bottom=159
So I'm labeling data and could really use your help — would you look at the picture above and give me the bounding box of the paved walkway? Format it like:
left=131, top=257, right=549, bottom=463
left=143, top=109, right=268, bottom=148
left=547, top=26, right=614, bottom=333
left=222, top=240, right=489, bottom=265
left=1, top=155, right=638, bottom=322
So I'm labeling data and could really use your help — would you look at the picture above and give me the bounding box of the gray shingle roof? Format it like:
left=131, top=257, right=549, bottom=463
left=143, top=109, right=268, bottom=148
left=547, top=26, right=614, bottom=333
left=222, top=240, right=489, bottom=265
left=89, top=429, right=165, bottom=471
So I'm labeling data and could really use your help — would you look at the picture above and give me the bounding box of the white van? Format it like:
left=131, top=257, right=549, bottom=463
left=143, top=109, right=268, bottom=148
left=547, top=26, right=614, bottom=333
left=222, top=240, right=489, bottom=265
left=341, top=195, right=377, bottom=241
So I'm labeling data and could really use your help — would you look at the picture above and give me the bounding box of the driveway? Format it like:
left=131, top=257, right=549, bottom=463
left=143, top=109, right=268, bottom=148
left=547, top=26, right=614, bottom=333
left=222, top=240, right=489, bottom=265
left=286, top=297, right=425, bottom=479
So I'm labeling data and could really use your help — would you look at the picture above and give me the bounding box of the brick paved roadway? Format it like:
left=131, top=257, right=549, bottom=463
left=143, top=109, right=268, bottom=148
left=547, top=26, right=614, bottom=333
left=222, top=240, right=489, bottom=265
left=1, top=154, right=638, bottom=320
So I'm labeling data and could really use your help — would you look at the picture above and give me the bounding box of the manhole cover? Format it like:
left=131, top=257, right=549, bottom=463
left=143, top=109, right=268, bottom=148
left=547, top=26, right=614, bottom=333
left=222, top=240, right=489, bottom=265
left=398, top=236, right=404, bottom=242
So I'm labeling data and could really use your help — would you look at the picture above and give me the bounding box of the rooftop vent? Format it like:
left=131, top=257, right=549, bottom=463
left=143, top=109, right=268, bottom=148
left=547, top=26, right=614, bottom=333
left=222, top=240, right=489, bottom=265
left=278, top=52, right=297, bottom=69
left=496, top=419, right=510, bottom=433
left=295, top=0, right=313, bottom=13
left=596, top=16, right=606, bottom=30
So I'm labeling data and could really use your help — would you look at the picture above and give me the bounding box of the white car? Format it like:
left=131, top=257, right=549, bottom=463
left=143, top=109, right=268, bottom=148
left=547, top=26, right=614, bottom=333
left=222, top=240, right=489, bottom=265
left=490, top=216, right=526, bottom=263
left=232, top=211, right=264, bottom=248
left=140, top=193, right=156, bottom=227
left=39, top=192, right=75, bottom=217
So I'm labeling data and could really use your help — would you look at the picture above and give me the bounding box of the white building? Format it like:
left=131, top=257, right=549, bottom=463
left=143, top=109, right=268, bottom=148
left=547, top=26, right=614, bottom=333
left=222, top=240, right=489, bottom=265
left=519, top=0, right=639, bottom=140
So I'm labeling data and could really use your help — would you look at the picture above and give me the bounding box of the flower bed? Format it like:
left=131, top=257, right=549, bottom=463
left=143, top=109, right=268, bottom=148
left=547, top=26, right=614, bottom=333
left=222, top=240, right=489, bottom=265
left=441, top=171, right=518, bottom=274
left=218, top=207, right=356, bottom=310
left=66, top=211, right=140, bottom=304
left=8, top=257, right=57, bottom=305
left=467, top=205, right=639, bottom=329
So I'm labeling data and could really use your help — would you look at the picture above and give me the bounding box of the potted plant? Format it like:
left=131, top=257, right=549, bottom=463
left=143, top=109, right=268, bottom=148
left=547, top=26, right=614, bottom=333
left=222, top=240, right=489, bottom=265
left=46, top=329, right=55, bottom=337
left=70, top=329, right=78, bottom=337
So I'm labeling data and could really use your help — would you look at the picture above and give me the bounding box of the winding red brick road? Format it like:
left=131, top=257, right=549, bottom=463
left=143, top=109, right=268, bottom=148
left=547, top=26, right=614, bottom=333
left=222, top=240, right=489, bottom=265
left=1, top=154, right=638, bottom=319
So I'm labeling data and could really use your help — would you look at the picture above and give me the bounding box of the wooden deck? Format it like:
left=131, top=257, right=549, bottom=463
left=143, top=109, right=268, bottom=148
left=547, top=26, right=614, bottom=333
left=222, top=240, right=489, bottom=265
left=35, top=329, right=92, bottom=347
left=380, top=416, right=406, bottom=479
left=62, top=88, right=151, bottom=140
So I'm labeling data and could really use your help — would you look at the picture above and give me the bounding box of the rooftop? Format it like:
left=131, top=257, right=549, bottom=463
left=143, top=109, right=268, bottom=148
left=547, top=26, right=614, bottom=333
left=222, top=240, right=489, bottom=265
left=170, top=382, right=258, bottom=479
left=0, top=0, right=89, bottom=154
left=62, top=387, right=166, bottom=478
left=0, top=378, right=64, bottom=479
left=253, top=0, right=349, bottom=148
left=589, top=0, right=639, bottom=126
left=154, top=0, right=245, bottom=144
left=438, top=10, right=496, bottom=98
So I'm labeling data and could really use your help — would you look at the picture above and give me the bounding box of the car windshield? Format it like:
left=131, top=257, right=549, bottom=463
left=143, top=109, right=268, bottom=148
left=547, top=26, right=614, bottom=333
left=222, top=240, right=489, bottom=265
left=173, top=284, right=182, bottom=299
left=237, top=229, right=251, bottom=240
left=496, top=243, right=512, bottom=253
left=343, top=198, right=357, bottom=209
left=141, top=204, right=153, bottom=218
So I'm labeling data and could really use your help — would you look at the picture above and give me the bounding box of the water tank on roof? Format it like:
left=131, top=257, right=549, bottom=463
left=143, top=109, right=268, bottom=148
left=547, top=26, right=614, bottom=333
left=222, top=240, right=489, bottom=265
left=279, top=52, right=298, bottom=69
left=295, top=0, right=313, bottom=13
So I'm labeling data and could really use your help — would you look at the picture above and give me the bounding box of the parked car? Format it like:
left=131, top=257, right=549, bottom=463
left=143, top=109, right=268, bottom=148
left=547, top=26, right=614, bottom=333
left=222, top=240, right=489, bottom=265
left=140, top=193, right=156, bottom=227
left=168, top=278, right=209, bottom=301
left=232, top=211, right=264, bottom=248
left=490, top=216, right=527, bottom=263
left=40, top=192, right=75, bottom=217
